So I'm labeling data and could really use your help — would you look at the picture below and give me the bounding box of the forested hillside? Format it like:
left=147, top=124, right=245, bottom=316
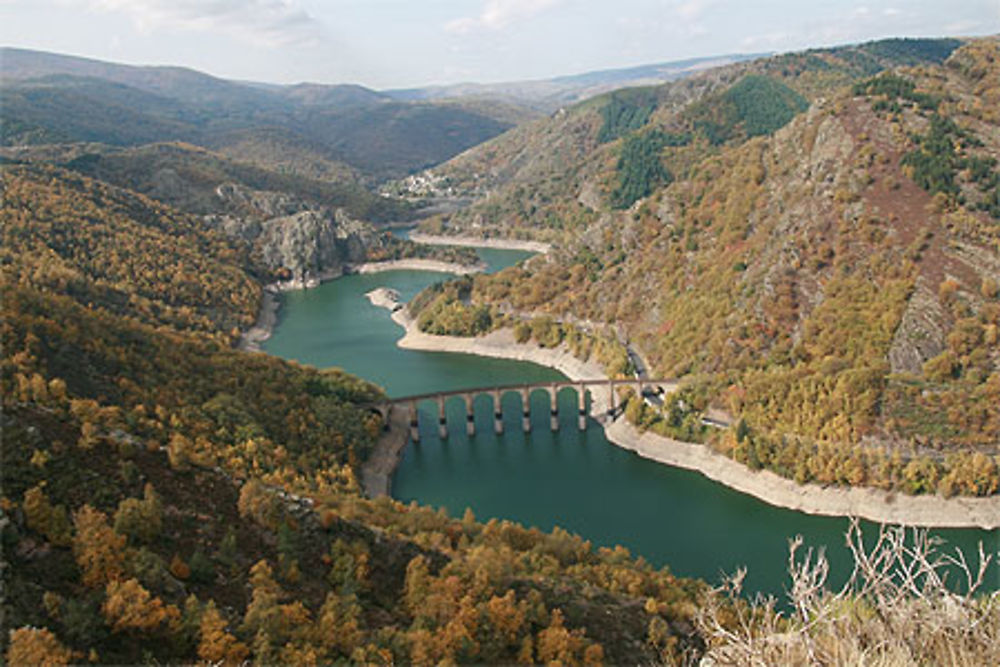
left=415, top=38, right=965, bottom=240
left=408, top=38, right=1000, bottom=496
left=1, top=162, right=707, bottom=664
left=0, top=48, right=520, bottom=183
left=59, top=142, right=407, bottom=223
left=3, top=37, right=999, bottom=665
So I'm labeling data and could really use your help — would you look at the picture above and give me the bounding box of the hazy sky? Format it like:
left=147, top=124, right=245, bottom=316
left=2, top=0, right=998, bottom=89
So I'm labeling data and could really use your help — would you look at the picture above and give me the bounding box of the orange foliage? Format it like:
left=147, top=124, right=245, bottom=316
left=5, top=627, right=75, bottom=666
left=72, top=505, right=126, bottom=588
left=198, top=602, right=249, bottom=665
left=102, top=578, right=180, bottom=634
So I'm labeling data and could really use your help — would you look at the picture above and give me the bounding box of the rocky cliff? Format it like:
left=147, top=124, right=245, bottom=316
left=209, top=182, right=383, bottom=287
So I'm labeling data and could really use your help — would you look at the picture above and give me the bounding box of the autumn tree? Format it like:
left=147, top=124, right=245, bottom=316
left=5, top=627, right=75, bottom=666
left=484, top=590, right=527, bottom=652
left=72, top=505, right=126, bottom=588
left=167, top=433, right=194, bottom=470
left=198, top=601, right=249, bottom=665
left=237, top=480, right=281, bottom=531
left=404, top=555, right=432, bottom=616
left=316, top=592, right=364, bottom=659
left=241, top=560, right=312, bottom=661
left=102, top=578, right=180, bottom=634
left=536, top=608, right=601, bottom=665
left=326, top=538, right=370, bottom=595
left=23, top=483, right=71, bottom=546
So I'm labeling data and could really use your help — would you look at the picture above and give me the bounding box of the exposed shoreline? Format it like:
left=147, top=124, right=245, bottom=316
left=350, top=258, right=485, bottom=275
left=240, top=288, right=280, bottom=353
left=372, top=299, right=1000, bottom=529
left=408, top=231, right=553, bottom=253
left=237, top=258, right=484, bottom=352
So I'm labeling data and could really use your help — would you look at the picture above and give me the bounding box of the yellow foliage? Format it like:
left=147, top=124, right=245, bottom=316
left=5, top=627, right=75, bottom=666
left=72, top=505, right=126, bottom=588
left=169, top=554, right=191, bottom=580
left=102, top=578, right=180, bottom=634
left=198, top=602, right=249, bottom=665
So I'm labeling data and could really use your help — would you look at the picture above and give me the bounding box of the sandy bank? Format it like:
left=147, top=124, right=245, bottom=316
left=373, top=298, right=1000, bottom=528
left=409, top=231, right=552, bottom=254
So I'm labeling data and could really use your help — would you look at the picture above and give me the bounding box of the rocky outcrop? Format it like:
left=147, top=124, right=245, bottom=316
left=365, top=287, right=403, bottom=311
left=208, top=182, right=383, bottom=287
left=889, top=277, right=948, bottom=374
left=257, top=209, right=374, bottom=286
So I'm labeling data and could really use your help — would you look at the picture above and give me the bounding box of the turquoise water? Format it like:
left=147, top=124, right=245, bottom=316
left=264, top=247, right=1000, bottom=598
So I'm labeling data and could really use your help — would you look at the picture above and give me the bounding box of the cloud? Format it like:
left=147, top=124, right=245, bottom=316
left=78, top=0, right=322, bottom=46
left=663, top=0, right=717, bottom=38
left=445, top=0, right=564, bottom=34
left=672, top=0, right=714, bottom=22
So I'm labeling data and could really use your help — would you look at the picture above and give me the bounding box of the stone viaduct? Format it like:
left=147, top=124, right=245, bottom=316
left=368, top=378, right=679, bottom=442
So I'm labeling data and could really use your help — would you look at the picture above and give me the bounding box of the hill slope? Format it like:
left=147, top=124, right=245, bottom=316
left=0, top=48, right=522, bottom=181
left=407, top=37, right=1000, bottom=495
left=1, top=162, right=706, bottom=664
left=412, top=38, right=965, bottom=241
left=3, top=41, right=998, bottom=664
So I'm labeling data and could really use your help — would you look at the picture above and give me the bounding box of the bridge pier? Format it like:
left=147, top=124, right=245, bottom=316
left=409, top=401, right=420, bottom=443
left=492, top=389, right=504, bottom=435
left=437, top=396, right=448, bottom=439
left=607, top=380, right=617, bottom=422
left=577, top=384, right=587, bottom=431
left=520, top=387, right=531, bottom=433
left=548, top=384, right=559, bottom=431
left=464, top=394, right=475, bottom=436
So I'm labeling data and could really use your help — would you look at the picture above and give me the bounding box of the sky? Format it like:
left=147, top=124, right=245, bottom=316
left=1, top=0, right=998, bottom=90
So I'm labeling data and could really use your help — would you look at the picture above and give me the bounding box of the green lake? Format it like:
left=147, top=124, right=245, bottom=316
left=263, top=246, right=999, bottom=599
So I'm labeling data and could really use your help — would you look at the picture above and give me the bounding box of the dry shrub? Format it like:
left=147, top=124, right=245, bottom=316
left=697, top=519, right=999, bottom=665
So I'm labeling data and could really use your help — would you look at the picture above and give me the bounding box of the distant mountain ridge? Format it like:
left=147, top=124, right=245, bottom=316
left=385, top=53, right=768, bottom=111
left=1, top=47, right=763, bottom=111
left=0, top=48, right=514, bottom=180
left=0, top=47, right=293, bottom=112
left=0, top=46, right=783, bottom=180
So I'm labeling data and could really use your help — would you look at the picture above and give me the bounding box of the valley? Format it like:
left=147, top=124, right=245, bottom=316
left=3, top=33, right=999, bottom=665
